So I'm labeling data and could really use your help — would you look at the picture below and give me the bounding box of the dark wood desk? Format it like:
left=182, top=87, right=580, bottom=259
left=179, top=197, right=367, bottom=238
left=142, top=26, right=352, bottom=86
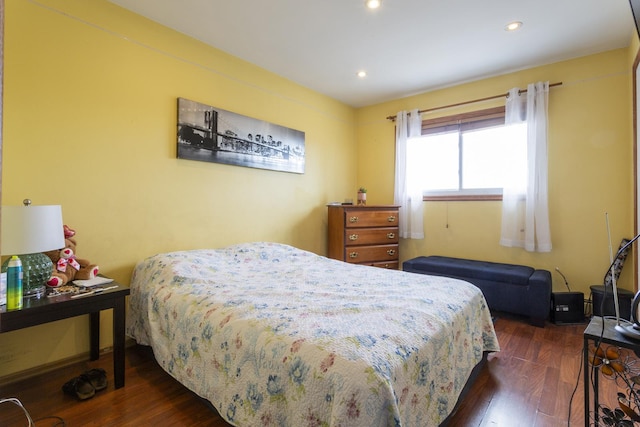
left=0, top=283, right=130, bottom=388
left=583, top=316, right=640, bottom=426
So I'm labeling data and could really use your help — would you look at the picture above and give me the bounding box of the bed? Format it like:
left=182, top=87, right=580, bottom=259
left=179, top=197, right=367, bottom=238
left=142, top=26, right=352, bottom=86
left=126, top=242, right=499, bottom=426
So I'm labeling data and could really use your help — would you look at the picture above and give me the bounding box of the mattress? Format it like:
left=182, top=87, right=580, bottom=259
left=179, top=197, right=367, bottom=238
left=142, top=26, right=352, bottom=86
left=126, top=242, right=499, bottom=426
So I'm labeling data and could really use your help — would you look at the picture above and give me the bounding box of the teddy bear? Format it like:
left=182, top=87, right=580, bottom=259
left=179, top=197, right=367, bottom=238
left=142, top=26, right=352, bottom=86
left=44, top=225, right=100, bottom=287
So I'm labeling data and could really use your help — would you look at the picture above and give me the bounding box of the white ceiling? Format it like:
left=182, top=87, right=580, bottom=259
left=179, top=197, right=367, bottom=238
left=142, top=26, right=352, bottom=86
left=109, top=0, right=636, bottom=108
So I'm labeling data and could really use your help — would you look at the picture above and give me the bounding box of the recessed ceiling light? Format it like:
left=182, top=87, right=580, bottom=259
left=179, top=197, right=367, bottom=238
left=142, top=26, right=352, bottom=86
left=365, top=0, right=381, bottom=9
left=357, top=71, right=367, bottom=78
left=505, top=21, right=523, bottom=31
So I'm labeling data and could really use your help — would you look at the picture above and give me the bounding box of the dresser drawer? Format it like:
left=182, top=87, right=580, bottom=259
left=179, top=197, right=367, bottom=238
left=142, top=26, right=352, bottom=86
left=368, top=261, right=400, bottom=270
left=344, top=227, right=399, bottom=246
left=345, top=244, right=399, bottom=264
left=344, top=210, right=399, bottom=228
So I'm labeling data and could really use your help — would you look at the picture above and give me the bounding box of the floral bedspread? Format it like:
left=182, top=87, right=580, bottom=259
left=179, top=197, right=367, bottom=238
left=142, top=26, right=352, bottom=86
left=126, top=242, right=499, bottom=427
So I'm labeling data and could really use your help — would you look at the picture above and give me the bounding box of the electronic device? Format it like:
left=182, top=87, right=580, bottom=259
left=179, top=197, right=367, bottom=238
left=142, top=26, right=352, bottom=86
left=550, top=267, right=585, bottom=324
left=551, top=291, right=585, bottom=324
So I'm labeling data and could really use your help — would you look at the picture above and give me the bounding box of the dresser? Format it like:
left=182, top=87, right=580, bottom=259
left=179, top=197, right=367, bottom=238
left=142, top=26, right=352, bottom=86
left=327, top=204, right=400, bottom=269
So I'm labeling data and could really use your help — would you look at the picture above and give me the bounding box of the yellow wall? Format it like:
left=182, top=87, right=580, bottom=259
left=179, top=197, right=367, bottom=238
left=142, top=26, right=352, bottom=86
left=0, top=0, right=357, bottom=377
left=356, top=49, right=635, bottom=297
left=1, top=0, right=637, bottom=380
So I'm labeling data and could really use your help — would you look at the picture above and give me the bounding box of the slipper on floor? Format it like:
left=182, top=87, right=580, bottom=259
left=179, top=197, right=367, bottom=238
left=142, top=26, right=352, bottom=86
left=83, top=368, right=107, bottom=391
left=62, top=375, right=95, bottom=400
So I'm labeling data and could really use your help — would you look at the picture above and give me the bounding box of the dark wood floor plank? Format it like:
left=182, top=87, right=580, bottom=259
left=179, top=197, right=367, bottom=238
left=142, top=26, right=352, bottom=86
left=533, top=409, right=563, bottom=427
left=538, top=365, right=561, bottom=416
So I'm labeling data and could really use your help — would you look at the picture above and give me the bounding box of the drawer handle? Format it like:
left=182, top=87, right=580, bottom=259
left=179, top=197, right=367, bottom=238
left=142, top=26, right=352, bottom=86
left=387, top=215, right=396, bottom=222
left=349, top=216, right=359, bottom=223
left=387, top=232, right=395, bottom=239
left=349, top=252, right=359, bottom=259
left=349, top=234, right=359, bottom=241
left=387, top=249, right=396, bottom=256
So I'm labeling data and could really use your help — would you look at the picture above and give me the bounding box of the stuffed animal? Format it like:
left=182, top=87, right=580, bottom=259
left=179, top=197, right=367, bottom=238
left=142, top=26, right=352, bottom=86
left=44, top=225, right=99, bottom=287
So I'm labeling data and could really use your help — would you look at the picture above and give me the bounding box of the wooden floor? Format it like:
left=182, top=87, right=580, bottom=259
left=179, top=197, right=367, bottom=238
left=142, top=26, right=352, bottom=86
left=0, top=315, right=619, bottom=426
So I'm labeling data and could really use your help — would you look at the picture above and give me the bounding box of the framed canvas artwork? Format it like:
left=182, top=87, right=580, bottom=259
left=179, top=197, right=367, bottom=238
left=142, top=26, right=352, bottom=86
left=177, top=98, right=305, bottom=174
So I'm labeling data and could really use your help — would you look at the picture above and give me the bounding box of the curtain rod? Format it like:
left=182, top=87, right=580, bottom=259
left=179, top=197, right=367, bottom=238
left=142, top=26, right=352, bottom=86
left=386, top=82, right=563, bottom=121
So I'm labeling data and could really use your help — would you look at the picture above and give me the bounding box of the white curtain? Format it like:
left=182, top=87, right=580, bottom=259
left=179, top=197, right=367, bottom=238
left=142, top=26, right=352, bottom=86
left=500, top=82, right=552, bottom=252
left=394, top=109, right=424, bottom=239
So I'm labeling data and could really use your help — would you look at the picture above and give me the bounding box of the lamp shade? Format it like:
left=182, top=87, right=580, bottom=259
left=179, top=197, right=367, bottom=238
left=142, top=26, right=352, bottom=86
left=1, top=205, right=65, bottom=255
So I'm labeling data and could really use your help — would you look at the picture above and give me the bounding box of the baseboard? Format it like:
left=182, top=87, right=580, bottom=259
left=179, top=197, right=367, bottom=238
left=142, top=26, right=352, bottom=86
left=0, top=338, right=137, bottom=386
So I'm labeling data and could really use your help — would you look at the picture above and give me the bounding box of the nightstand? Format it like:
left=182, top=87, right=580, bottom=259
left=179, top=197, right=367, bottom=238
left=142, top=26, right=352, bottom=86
left=583, top=316, right=640, bottom=426
left=0, top=282, right=130, bottom=388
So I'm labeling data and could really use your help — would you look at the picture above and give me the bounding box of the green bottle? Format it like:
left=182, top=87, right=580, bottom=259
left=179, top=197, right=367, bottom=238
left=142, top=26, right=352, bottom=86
left=7, top=255, right=23, bottom=310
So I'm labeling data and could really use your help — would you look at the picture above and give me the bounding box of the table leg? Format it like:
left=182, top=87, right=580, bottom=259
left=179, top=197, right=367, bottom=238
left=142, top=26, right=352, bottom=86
left=113, top=296, right=126, bottom=389
left=89, top=312, right=100, bottom=361
left=594, top=358, right=600, bottom=424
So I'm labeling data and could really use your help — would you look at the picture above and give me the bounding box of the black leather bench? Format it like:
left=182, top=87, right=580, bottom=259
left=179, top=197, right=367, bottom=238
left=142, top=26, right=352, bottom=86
left=403, top=256, right=552, bottom=327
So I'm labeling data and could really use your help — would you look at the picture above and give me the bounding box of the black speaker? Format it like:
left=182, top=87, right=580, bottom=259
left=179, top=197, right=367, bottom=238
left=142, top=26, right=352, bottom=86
left=551, top=292, right=585, bottom=324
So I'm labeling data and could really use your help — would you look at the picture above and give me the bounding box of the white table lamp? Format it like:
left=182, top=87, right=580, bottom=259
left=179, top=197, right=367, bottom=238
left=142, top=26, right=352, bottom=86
left=1, top=200, right=65, bottom=298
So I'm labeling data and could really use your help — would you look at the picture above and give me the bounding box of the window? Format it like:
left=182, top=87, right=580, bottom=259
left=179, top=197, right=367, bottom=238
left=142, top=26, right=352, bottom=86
left=406, top=107, right=526, bottom=201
